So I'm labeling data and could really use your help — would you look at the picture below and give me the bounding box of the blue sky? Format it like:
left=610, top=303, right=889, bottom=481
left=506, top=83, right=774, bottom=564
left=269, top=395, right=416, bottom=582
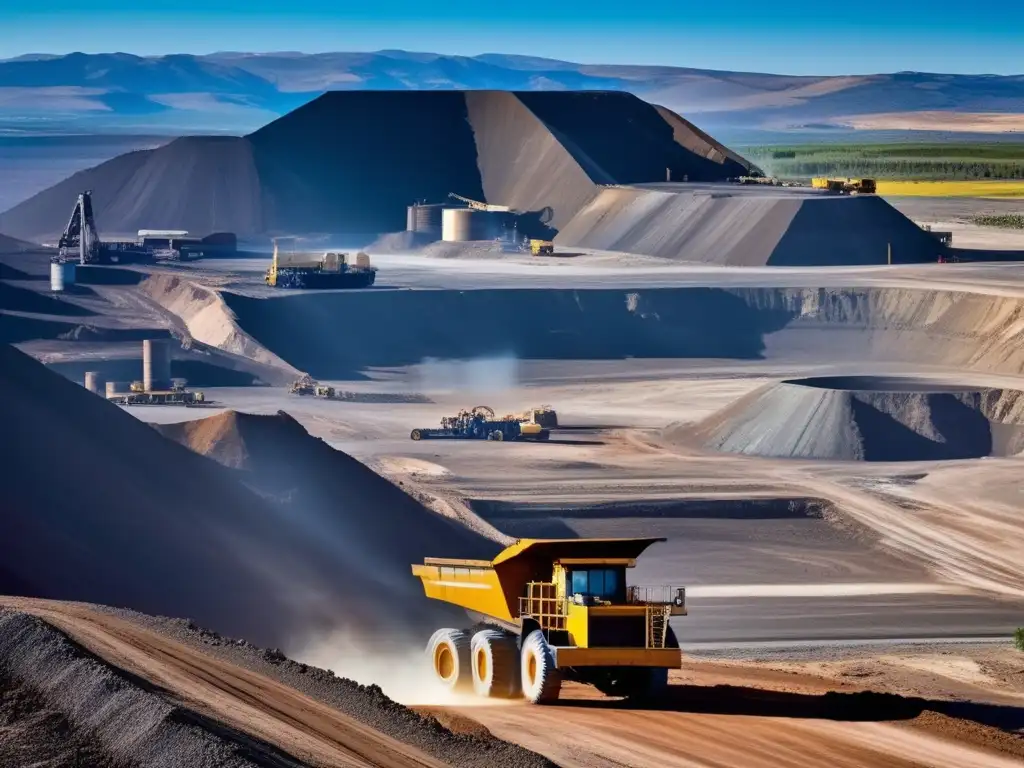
left=3, top=0, right=1023, bottom=75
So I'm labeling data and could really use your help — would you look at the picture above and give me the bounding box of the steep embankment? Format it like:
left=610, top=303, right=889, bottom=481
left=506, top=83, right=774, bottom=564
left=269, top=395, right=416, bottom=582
left=464, top=91, right=600, bottom=234
left=140, top=272, right=298, bottom=380
left=674, top=376, right=1024, bottom=461
left=0, top=139, right=262, bottom=240
left=221, top=287, right=790, bottom=378
left=0, top=91, right=751, bottom=240
left=556, top=187, right=944, bottom=265
left=216, top=283, right=1024, bottom=381
left=0, top=344, right=494, bottom=649
left=517, top=91, right=749, bottom=185
left=0, top=232, right=37, bottom=253
left=653, top=104, right=758, bottom=172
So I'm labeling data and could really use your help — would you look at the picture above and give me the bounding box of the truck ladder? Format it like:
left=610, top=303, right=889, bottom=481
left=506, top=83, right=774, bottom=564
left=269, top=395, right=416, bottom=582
left=646, top=605, right=671, bottom=649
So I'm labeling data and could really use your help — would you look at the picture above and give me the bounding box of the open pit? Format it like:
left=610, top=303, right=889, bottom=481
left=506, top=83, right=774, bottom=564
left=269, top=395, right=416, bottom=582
left=676, top=375, right=1024, bottom=461
left=4, top=83, right=1024, bottom=768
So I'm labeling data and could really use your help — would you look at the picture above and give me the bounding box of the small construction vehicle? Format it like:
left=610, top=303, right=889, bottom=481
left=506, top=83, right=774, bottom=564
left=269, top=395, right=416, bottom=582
left=811, top=177, right=877, bottom=195
left=412, top=537, right=685, bottom=703
left=530, top=239, right=555, bottom=256
left=266, top=240, right=376, bottom=289
left=518, top=405, right=558, bottom=429
left=409, top=405, right=549, bottom=442
left=289, top=377, right=335, bottom=398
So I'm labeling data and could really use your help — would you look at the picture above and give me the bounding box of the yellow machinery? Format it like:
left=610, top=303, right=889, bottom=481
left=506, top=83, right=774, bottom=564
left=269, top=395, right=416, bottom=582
left=811, top=177, right=877, bottom=195
left=412, top=537, right=685, bottom=703
left=530, top=239, right=554, bottom=256
left=518, top=405, right=558, bottom=429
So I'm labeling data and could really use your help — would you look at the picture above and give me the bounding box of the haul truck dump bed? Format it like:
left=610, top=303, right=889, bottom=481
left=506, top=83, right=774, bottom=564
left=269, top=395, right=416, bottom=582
left=412, top=537, right=685, bottom=703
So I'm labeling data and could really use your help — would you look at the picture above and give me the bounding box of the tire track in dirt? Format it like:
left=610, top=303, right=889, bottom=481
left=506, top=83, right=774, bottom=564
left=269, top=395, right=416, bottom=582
left=442, top=680, right=1024, bottom=768
left=1, top=598, right=446, bottom=768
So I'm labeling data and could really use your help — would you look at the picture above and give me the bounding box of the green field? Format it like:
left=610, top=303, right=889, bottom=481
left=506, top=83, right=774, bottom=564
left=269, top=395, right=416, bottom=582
left=739, top=143, right=1024, bottom=181
left=973, top=214, right=1024, bottom=228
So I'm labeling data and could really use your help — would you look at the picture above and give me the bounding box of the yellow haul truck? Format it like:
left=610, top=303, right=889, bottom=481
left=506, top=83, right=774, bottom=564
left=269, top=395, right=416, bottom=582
left=411, top=537, right=685, bottom=704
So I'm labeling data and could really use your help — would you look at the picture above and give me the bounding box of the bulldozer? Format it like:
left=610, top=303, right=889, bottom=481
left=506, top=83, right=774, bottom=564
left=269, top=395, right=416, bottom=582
left=412, top=537, right=685, bottom=704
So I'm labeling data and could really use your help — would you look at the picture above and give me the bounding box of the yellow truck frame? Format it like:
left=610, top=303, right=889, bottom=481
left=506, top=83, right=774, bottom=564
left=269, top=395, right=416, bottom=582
left=412, top=537, right=685, bottom=703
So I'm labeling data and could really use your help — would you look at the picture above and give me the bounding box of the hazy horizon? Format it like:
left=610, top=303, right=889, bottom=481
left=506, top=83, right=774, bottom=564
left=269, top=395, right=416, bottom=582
left=4, top=0, right=1024, bottom=76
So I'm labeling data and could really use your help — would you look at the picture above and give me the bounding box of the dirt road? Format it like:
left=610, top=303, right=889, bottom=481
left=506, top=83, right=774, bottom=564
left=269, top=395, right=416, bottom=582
left=1, top=597, right=445, bottom=768
left=440, top=671, right=1024, bottom=768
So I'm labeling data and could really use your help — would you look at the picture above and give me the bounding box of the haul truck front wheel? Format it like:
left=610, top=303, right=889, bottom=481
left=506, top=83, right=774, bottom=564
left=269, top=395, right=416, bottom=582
left=471, top=630, right=520, bottom=698
left=520, top=630, right=561, bottom=704
left=426, top=629, right=471, bottom=691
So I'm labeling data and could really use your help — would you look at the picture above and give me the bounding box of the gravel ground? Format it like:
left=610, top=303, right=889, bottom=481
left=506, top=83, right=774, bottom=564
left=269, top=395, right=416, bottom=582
left=0, top=672, right=119, bottom=768
left=96, top=605, right=557, bottom=768
left=0, top=609, right=310, bottom=768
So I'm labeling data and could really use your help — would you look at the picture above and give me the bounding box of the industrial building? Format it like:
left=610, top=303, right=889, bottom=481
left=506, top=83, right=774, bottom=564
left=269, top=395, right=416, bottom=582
left=90, top=340, right=207, bottom=406
left=53, top=191, right=237, bottom=271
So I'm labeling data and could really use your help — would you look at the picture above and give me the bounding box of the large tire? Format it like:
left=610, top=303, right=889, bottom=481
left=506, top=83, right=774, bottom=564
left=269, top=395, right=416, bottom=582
left=471, top=630, right=520, bottom=698
left=410, top=429, right=422, bottom=441
left=626, top=667, right=669, bottom=703
left=520, top=630, right=561, bottom=704
left=426, top=629, right=471, bottom=692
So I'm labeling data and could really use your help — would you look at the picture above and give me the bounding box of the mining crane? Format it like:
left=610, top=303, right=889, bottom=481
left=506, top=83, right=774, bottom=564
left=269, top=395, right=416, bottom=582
left=58, top=191, right=101, bottom=264
left=413, top=537, right=686, bottom=703
left=447, top=192, right=512, bottom=213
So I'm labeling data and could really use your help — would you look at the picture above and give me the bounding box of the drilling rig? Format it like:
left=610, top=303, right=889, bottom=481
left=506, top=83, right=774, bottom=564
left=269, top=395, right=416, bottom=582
left=58, top=191, right=101, bottom=264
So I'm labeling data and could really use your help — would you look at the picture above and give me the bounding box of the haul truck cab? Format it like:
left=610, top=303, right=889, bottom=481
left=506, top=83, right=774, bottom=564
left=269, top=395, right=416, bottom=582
left=411, top=537, right=685, bottom=703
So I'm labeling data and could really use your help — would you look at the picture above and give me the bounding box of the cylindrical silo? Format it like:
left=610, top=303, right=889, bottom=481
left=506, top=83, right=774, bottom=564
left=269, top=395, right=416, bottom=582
left=442, top=208, right=511, bottom=242
left=84, top=371, right=104, bottom=394
left=105, top=381, right=124, bottom=398
left=143, top=339, right=171, bottom=392
left=50, top=261, right=76, bottom=292
left=407, top=203, right=444, bottom=235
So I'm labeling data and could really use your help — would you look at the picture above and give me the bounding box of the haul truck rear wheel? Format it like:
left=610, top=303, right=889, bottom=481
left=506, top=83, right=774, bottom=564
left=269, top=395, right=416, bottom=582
left=470, top=630, right=520, bottom=698
left=520, top=630, right=561, bottom=704
left=629, top=667, right=669, bottom=702
left=426, top=629, right=471, bottom=691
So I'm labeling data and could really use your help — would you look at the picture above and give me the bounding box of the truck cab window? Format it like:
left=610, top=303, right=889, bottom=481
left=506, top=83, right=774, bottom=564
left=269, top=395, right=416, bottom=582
left=569, top=568, right=622, bottom=600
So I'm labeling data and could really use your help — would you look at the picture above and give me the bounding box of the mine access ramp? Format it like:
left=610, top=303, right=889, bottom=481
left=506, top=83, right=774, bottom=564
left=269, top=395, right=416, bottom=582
left=412, top=537, right=685, bottom=704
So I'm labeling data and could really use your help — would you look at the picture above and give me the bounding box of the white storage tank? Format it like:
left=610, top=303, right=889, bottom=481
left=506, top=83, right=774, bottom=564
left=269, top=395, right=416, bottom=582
left=84, top=371, right=105, bottom=394
left=407, top=203, right=445, bottom=235
left=105, top=381, right=127, bottom=398
left=142, top=339, right=171, bottom=392
left=441, top=208, right=511, bottom=242
left=50, top=260, right=76, bottom=292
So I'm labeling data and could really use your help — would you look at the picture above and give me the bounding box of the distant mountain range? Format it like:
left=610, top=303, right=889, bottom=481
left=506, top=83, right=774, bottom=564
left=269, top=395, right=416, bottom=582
left=0, top=51, right=1023, bottom=135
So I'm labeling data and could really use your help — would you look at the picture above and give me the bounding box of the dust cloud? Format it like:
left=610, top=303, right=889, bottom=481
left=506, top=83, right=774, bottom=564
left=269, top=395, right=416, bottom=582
left=417, top=354, right=520, bottom=395
left=293, top=630, right=508, bottom=707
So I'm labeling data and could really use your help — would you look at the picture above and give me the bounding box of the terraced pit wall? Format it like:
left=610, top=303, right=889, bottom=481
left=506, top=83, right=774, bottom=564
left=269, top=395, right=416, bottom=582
left=222, top=286, right=1024, bottom=380
left=556, top=187, right=945, bottom=265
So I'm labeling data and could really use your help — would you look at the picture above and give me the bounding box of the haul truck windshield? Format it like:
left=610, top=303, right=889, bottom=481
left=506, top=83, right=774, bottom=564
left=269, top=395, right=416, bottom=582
left=412, top=537, right=685, bottom=703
